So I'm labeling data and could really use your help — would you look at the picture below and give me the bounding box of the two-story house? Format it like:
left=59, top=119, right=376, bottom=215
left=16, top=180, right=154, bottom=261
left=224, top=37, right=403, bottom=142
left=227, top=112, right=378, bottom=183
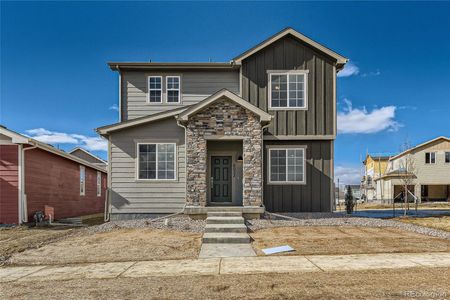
left=361, top=154, right=390, bottom=201
left=375, top=136, right=450, bottom=203
left=97, top=28, right=348, bottom=220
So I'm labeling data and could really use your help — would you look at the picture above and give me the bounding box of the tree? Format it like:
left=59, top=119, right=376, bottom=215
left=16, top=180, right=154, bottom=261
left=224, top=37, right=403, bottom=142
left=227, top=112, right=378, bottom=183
left=398, top=141, right=417, bottom=216
left=345, top=185, right=355, bottom=214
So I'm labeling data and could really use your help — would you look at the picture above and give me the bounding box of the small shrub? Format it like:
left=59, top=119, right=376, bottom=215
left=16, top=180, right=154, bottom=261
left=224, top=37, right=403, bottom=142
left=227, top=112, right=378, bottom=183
left=345, top=186, right=355, bottom=214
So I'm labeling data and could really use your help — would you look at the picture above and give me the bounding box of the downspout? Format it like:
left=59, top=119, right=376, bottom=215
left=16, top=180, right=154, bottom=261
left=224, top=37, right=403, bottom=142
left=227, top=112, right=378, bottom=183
left=260, top=120, right=272, bottom=210
left=104, top=134, right=112, bottom=222
left=21, top=144, right=38, bottom=223
left=176, top=118, right=188, bottom=214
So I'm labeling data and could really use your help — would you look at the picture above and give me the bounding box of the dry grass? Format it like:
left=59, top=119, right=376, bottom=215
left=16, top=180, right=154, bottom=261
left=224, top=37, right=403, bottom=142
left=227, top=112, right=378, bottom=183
left=2, top=267, right=449, bottom=299
left=250, top=226, right=450, bottom=256
left=396, top=216, right=450, bottom=232
left=0, top=226, right=78, bottom=263
left=9, top=228, right=202, bottom=265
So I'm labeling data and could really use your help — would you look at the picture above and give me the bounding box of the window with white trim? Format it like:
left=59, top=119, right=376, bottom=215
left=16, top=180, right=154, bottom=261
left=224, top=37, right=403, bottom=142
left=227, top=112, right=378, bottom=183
left=269, top=72, right=307, bottom=109
left=96, top=171, right=101, bottom=197
left=166, top=76, right=180, bottom=103
left=138, top=143, right=176, bottom=180
left=269, top=148, right=305, bottom=183
left=80, top=166, right=86, bottom=196
left=425, top=152, right=436, bottom=164
left=148, top=76, right=162, bottom=103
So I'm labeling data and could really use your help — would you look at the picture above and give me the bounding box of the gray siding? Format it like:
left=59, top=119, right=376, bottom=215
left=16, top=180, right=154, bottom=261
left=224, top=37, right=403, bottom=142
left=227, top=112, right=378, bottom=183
left=70, top=149, right=106, bottom=165
left=241, top=35, right=336, bottom=137
left=109, top=117, right=186, bottom=214
left=122, top=70, right=239, bottom=120
left=263, top=140, right=334, bottom=212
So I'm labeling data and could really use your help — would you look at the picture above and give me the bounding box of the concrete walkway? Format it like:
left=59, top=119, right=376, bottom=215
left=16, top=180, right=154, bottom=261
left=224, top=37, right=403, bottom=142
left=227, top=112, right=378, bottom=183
left=1, top=252, right=450, bottom=283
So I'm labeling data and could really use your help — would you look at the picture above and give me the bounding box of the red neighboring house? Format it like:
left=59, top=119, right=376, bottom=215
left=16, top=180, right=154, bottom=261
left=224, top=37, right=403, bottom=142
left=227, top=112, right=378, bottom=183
left=0, top=126, right=107, bottom=224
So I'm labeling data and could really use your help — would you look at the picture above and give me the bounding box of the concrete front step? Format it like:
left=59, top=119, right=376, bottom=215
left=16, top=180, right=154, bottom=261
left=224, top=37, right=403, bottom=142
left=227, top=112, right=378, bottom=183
left=205, top=223, right=248, bottom=233
left=207, top=211, right=243, bottom=217
left=206, top=216, right=245, bottom=225
left=202, top=232, right=251, bottom=244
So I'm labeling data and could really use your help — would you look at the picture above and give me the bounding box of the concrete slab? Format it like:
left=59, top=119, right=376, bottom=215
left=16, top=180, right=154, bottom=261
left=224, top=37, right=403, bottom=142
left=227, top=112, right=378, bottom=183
left=0, top=266, right=47, bottom=282
left=199, top=243, right=256, bottom=258
left=307, top=253, right=420, bottom=271
left=19, top=262, right=134, bottom=282
left=220, top=256, right=319, bottom=274
left=400, top=252, right=450, bottom=267
left=122, top=258, right=220, bottom=278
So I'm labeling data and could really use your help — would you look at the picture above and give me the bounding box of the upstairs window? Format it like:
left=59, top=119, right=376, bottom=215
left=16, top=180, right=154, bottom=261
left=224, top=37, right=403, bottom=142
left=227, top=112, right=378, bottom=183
left=425, top=152, right=436, bottom=164
left=166, top=76, right=181, bottom=103
left=148, top=76, right=162, bottom=103
left=268, top=148, right=305, bottom=184
left=80, top=166, right=86, bottom=196
left=269, top=72, right=307, bottom=109
left=138, top=143, right=176, bottom=180
left=445, top=152, right=450, bottom=163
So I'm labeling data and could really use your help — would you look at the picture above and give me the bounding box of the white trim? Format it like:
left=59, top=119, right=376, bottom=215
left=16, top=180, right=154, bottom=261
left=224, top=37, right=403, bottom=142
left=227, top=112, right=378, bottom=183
left=17, top=145, right=22, bottom=224
left=166, top=75, right=181, bottom=104
left=267, top=146, right=306, bottom=185
left=135, top=142, right=177, bottom=181
left=268, top=71, right=308, bottom=111
left=425, top=152, right=436, bottom=164
left=96, top=171, right=102, bottom=197
left=147, top=75, right=163, bottom=103
left=80, top=165, right=86, bottom=196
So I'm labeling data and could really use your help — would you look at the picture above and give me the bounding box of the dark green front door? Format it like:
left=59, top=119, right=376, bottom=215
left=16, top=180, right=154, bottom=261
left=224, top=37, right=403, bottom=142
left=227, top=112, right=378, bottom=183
left=211, top=156, right=232, bottom=202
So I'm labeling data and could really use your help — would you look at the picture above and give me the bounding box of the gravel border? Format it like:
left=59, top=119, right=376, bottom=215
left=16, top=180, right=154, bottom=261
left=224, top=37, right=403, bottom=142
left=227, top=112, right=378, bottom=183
left=247, top=214, right=450, bottom=240
left=85, top=215, right=206, bottom=234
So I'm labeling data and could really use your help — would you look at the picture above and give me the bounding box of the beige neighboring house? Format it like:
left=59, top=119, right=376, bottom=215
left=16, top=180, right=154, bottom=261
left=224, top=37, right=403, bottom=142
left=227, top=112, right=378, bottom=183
left=69, top=147, right=108, bottom=171
left=374, top=136, right=450, bottom=203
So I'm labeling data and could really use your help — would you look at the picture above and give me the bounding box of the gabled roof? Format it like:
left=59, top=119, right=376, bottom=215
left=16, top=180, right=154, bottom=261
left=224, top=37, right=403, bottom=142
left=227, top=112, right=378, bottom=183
left=96, top=106, right=189, bottom=135
left=0, top=126, right=107, bottom=173
left=232, top=27, right=348, bottom=68
left=108, top=62, right=238, bottom=71
left=389, top=136, right=450, bottom=161
left=69, top=147, right=108, bottom=164
left=363, top=154, right=391, bottom=164
left=177, top=89, right=272, bottom=124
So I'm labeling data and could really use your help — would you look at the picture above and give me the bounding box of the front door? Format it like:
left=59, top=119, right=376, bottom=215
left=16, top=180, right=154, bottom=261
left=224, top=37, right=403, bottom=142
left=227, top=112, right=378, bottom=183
left=211, top=156, right=232, bottom=202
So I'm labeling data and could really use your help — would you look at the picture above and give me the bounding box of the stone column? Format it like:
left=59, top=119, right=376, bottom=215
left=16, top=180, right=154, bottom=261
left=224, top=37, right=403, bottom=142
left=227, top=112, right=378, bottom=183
left=185, top=128, right=207, bottom=206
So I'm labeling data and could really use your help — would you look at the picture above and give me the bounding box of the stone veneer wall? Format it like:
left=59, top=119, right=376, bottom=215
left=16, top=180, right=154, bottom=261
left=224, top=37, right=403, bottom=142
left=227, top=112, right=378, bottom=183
left=185, top=97, right=263, bottom=207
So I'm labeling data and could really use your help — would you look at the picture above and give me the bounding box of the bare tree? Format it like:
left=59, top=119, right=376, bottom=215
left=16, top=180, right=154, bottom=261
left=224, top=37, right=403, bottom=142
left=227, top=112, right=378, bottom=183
left=398, top=141, right=417, bottom=216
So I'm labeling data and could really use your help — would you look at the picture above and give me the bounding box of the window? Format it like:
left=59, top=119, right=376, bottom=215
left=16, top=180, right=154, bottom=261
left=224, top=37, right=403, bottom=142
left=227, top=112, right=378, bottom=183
left=166, top=76, right=180, bottom=103
left=96, top=171, right=101, bottom=197
left=148, top=76, right=162, bottom=103
left=269, top=148, right=305, bottom=183
left=138, top=143, right=176, bottom=180
left=269, top=72, right=307, bottom=109
left=80, top=166, right=86, bottom=196
left=445, top=152, right=450, bottom=163
left=425, top=152, right=436, bottom=164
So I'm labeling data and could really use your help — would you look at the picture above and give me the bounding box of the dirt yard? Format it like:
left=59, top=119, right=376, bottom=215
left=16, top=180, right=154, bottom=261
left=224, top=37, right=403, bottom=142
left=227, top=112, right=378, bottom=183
left=8, top=228, right=201, bottom=265
left=2, top=267, right=449, bottom=299
left=396, top=216, right=450, bottom=232
left=250, top=226, right=450, bottom=256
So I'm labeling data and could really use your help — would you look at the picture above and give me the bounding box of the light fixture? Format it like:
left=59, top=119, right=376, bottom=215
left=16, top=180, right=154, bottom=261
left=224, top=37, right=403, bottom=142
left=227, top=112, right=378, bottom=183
left=237, top=155, right=243, bottom=162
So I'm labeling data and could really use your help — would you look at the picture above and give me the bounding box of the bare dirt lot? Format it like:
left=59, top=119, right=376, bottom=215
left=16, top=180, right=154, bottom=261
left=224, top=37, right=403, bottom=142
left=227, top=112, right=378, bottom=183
left=396, top=216, right=450, bottom=233
left=1, top=267, right=449, bottom=300
left=8, top=228, right=201, bottom=265
left=250, top=226, right=450, bottom=256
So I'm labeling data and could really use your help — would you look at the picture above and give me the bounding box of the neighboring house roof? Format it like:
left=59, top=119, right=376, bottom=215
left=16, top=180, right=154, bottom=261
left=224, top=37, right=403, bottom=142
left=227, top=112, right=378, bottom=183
left=108, top=62, right=238, bottom=71
left=69, top=147, right=108, bottom=165
left=0, top=126, right=107, bottom=173
left=232, top=27, right=348, bottom=69
left=363, top=154, right=391, bottom=164
left=375, top=170, right=416, bottom=181
left=177, top=89, right=272, bottom=124
left=96, top=106, right=189, bottom=135
left=389, top=136, right=450, bottom=161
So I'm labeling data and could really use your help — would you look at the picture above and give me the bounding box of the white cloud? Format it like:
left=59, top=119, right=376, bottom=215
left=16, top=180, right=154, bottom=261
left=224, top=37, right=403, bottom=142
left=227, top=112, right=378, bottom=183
left=25, top=128, right=107, bottom=152
left=337, top=62, right=359, bottom=77
left=334, top=165, right=362, bottom=185
left=109, top=104, right=119, bottom=111
left=337, top=99, right=401, bottom=134
left=361, top=69, right=381, bottom=77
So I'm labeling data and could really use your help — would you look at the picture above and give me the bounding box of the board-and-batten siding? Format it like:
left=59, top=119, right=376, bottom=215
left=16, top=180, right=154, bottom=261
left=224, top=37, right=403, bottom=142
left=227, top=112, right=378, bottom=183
left=110, top=117, right=186, bottom=214
left=263, top=140, right=334, bottom=212
left=122, top=70, right=240, bottom=120
left=241, top=35, right=336, bottom=137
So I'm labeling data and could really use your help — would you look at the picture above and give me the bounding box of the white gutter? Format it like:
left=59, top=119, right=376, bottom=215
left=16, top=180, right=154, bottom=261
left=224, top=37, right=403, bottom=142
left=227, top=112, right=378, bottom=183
left=20, top=145, right=37, bottom=223
left=117, top=65, right=122, bottom=122
left=176, top=118, right=188, bottom=211
left=260, top=120, right=272, bottom=210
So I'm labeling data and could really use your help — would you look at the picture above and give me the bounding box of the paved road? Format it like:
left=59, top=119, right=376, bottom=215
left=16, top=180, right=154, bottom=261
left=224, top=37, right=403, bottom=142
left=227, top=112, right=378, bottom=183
left=1, top=252, right=450, bottom=283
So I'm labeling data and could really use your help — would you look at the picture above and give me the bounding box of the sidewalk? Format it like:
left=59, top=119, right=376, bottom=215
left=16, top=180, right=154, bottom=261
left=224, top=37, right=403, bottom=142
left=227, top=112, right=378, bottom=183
left=1, top=252, right=450, bottom=283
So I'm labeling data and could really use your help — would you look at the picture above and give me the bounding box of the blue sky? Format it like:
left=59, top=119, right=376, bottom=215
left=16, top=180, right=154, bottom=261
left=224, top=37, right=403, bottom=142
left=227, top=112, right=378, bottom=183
left=2, top=1, right=450, bottom=184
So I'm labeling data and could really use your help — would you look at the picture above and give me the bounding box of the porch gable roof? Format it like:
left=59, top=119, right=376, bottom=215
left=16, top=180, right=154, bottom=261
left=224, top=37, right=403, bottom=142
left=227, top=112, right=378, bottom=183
left=177, top=89, right=273, bottom=124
